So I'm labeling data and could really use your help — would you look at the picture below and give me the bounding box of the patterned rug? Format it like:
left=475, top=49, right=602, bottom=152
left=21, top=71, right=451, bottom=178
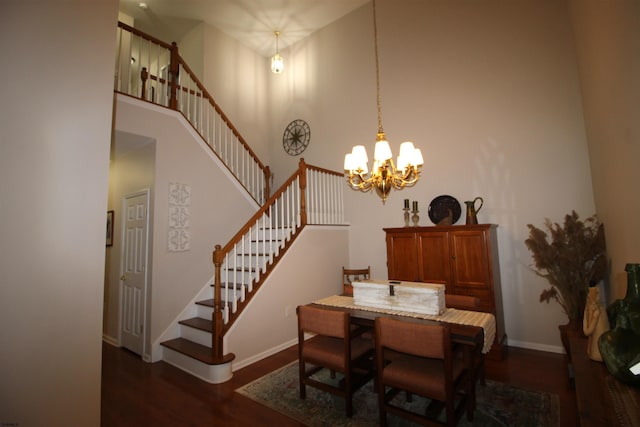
left=236, top=362, right=559, bottom=427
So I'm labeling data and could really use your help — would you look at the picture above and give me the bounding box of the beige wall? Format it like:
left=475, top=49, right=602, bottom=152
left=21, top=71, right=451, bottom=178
left=0, top=0, right=118, bottom=425
left=267, top=1, right=597, bottom=352
left=227, top=226, right=349, bottom=368
left=568, top=0, right=640, bottom=301
left=201, top=24, right=272, bottom=166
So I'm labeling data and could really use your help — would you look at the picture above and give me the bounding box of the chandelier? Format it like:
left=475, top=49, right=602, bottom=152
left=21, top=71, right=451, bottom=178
left=343, top=0, right=423, bottom=204
left=271, top=31, right=284, bottom=74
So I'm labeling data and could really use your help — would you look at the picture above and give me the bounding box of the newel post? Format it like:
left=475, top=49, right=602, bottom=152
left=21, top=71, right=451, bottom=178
left=168, top=42, right=180, bottom=111
left=140, top=67, right=148, bottom=100
left=299, top=158, right=307, bottom=226
left=212, top=245, right=224, bottom=359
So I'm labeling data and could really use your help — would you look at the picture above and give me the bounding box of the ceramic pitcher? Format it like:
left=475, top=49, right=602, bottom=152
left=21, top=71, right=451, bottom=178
left=464, top=197, right=483, bottom=225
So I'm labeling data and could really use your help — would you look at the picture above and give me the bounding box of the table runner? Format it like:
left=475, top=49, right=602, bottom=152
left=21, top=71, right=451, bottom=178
left=314, top=295, right=496, bottom=354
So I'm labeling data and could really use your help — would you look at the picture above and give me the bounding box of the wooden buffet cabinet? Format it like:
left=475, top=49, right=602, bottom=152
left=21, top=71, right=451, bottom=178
left=384, top=224, right=507, bottom=359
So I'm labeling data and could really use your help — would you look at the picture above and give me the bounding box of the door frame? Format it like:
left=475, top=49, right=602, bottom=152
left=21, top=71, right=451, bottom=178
left=118, top=188, right=151, bottom=359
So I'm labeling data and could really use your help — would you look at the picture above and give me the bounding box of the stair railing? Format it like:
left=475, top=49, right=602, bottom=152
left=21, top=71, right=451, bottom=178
left=211, top=159, right=345, bottom=361
left=114, top=22, right=271, bottom=204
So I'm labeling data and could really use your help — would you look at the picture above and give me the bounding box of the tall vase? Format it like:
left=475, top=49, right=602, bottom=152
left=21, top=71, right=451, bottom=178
left=598, top=263, right=640, bottom=386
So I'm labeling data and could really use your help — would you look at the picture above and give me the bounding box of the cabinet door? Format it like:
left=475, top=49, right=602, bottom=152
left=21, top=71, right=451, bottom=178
left=417, top=231, right=451, bottom=285
left=450, top=229, right=490, bottom=290
left=386, top=232, right=418, bottom=281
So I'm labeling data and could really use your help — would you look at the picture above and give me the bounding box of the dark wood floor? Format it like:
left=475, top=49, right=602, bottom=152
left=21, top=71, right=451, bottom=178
left=101, top=343, right=578, bottom=426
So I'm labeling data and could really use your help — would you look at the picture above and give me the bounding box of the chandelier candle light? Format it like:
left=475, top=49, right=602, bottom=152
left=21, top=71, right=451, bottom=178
left=344, top=0, right=424, bottom=204
left=271, top=31, right=284, bottom=74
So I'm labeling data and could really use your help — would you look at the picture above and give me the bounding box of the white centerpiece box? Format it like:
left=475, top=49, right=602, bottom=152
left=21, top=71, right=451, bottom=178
left=352, top=279, right=446, bottom=316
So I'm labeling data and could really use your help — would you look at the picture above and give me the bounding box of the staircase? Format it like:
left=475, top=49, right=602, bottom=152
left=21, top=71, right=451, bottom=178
left=159, top=160, right=345, bottom=382
left=160, top=226, right=289, bottom=366
left=115, top=22, right=346, bottom=383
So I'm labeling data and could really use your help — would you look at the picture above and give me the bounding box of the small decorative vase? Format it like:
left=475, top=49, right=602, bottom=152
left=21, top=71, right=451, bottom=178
left=582, top=286, right=609, bottom=362
left=598, top=263, right=640, bottom=386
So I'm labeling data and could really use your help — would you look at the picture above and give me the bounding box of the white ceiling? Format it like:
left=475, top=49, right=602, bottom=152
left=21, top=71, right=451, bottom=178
left=118, top=0, right=370, bottom=57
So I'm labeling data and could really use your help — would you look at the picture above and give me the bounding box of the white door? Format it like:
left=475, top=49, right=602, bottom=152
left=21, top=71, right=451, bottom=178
left=120, top=190, right=150, bottom=356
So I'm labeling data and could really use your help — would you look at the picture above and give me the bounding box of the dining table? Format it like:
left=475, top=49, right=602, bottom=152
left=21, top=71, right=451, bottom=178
left=307, top=294, right=496, bottom=388
left=310, top=294, right=495, bottom=351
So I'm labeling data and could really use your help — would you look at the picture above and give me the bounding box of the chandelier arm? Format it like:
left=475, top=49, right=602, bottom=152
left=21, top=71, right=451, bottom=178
left=390, top=169, right=420, bottom=189
left=346, top=173, right=374, bottom=192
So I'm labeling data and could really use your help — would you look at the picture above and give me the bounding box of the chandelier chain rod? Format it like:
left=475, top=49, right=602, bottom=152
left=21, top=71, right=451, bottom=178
left=343, top=0, right=423, bottom=204
left=373, top=0, right=384, bottom=137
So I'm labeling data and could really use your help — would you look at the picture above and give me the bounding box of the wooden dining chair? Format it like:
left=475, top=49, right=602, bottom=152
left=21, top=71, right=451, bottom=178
left=375, top=317, right=475, bottom=427
left=444, top=294, right=486, bottom=388
left=342, top=266, right=370, bottom=296
left=445, top=294, right=480, bottom=311
left=297, top=305, right=374, bottom=417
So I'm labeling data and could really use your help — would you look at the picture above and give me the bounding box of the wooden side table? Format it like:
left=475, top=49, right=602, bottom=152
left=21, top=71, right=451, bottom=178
left=568, top=333, right=640, bottom=426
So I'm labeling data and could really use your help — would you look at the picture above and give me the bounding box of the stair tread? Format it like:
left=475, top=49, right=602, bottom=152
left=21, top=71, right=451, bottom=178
left=161, top=338, right=217, bottom=364
left=210, top=283, right=249, bottom=289
left=196, top=298, right=239, bottom=307
left=227, top=267, right=256, bottom=272
left=196, top=298, right=214, bottom=307
left=179, top=317, right=213, bottom=332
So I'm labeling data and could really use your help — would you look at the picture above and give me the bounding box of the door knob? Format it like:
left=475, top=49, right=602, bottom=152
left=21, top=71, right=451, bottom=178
left=120, top=275, right=126, bottom=281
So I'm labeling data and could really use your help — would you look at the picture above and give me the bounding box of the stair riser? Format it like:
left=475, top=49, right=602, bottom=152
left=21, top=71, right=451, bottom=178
left=179, top=325, right=212, bottom=347
left=162, top=347, right=232, bottom=384
left=255, top=228, right=292, bottom=240
left=232, top=255, right=269, bottom=267
left=243, top=241, right=282, bottom=253
left=220, top=270, right=255, bottom=285
left=196, top=304, right=212, bottom=318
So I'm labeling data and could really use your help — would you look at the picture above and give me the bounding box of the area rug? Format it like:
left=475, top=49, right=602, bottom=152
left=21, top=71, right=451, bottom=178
left=236, top=362, right=559, bottom=427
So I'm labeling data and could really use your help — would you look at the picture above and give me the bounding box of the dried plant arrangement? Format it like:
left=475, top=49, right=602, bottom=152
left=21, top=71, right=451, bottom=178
left=525, top=211, right=607, bottom=323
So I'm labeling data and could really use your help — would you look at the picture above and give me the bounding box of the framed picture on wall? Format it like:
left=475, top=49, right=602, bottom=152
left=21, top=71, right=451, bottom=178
left=106, top=210, right=114, bottom=247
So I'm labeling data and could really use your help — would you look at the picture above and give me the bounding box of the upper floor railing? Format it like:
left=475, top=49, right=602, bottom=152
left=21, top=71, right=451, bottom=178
left=114, top=22, right=270, bottom=204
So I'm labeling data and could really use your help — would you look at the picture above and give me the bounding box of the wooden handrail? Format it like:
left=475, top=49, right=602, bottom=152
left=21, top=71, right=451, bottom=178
left=210, top=159, right=346, bottom=361
left=174, top=55, right=267, bottom=174
left=115, top=22, right=271, bottom=202
left=220, top=159, right=308, bottom=256
left=305, top=162, right=344, bottom=177
left=118, top=21, right=172, bottom=49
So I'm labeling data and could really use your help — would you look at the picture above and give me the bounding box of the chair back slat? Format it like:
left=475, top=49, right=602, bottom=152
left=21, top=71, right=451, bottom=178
left=376, top=317, right=447, bottom=359
left=298, top=305, right=348, bottom=339
left=342, top=266, right=371, bottom=296
left=445, top=294, right=481, bottom=310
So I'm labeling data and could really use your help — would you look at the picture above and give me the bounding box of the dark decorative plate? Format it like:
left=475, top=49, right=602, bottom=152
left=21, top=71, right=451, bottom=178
left=428, top=195, right=461, bottom=225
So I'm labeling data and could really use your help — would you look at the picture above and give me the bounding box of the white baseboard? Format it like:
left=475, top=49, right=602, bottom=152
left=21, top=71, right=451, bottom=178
left=102, top=334, right=119, bottom=347
left=507, top=339, right=564, bottom=354
left=231, top=338, right=299, bottom=372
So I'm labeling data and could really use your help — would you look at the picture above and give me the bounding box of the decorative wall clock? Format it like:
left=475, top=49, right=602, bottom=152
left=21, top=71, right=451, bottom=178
left=282, top=119, right=310, bottom=156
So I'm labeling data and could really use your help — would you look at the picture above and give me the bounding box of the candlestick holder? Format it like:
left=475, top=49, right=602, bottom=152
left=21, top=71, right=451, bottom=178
left=403, top=208, right=410, bottom=227
left=412, top=210, right=420, bottom=227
